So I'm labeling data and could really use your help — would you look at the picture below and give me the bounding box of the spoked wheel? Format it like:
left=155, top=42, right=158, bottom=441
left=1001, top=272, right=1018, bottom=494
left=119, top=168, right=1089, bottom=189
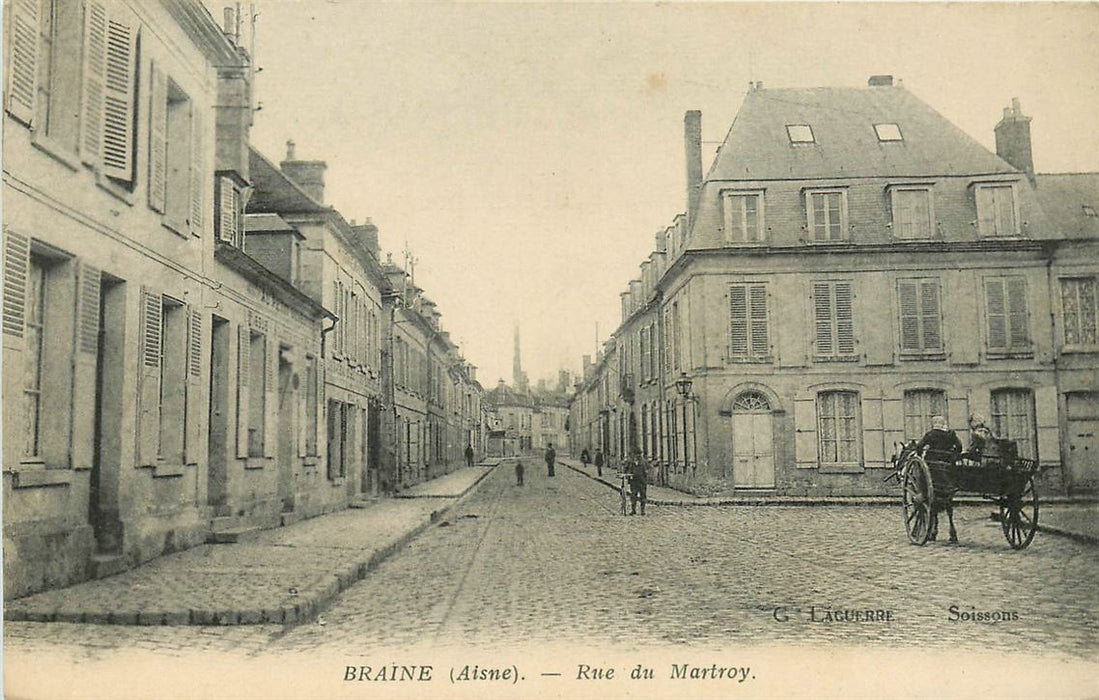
left=1000, top=475, right=1038, bottom=550
left=902, top=455, right=934, bottom=545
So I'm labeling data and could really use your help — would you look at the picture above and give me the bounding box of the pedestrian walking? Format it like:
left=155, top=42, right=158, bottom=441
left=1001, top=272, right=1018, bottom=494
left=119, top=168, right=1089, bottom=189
left=594, top=449, right=604, bottom=477
left=545, top=443, right=556, bottom=477
left=464, top=444, right=474, bottom=468
left=581, top=448, right=590, bottom=468
left=515, top=459, right=525, bottom=486
left=628, top=456, right=648, bottom=516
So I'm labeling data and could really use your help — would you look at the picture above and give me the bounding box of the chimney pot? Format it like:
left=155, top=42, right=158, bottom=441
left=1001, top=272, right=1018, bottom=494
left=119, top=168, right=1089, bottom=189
left=995, top=98, right=1034, bottom=178
left=223, top=8, right=235, bottom=37
left=868, top=74, right=894, bottom=87
left=286, top=139, right=295, bottom=160
left=1011, top=97, right=1022, bottom=113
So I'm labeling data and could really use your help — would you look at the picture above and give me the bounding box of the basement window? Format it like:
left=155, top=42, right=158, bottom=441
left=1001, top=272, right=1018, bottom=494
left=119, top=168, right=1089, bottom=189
left=786, top=124, right=815, bottom=143
left=874, top=123, right=903, bottom=141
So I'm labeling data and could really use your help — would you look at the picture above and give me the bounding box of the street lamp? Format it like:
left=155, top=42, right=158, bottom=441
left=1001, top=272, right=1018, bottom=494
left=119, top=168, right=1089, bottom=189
left=674, top=372, right=692, bottom=472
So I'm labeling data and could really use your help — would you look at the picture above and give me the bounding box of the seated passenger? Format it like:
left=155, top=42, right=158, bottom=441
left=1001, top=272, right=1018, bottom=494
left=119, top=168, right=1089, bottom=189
left=965, top=413, right=996, bottom=460
left=915, top=415, right=963, bottom=461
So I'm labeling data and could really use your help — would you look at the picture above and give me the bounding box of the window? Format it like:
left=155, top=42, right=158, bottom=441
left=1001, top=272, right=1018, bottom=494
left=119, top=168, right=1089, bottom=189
left=639, top=327, right=649, bottom=382
left=991, top=389, right=1036, bottom=460
left=818, top=391, right=860, bottom=466
left=806, top=189, right=848, bottom=242
left=728, top=283, right=769, bottom=362
left=217, top=177, right=244, bottom=247
left=1061, top=277, right=1098, bottom=347
left=157, top=298, right=187, bottom=463
left=874, top=123, right=903, bottom=141
left=247, top=332, right=266, bottom=457
left=903, top=389, right=947, bottom=441
left=898, top=278, right=944, bottom=356
left=812, top=281, right=856, bottom=360
left=891, top=187, right=934, bottom=239
left=786, top=124, right=814, bottom=143
left=149, top=69, right=202, bottom=235
left=975, top=184, right=1018, bottom=237
left=672, top=301, right=682, bottom=371
left=985, top=276, right=1031, bottom=355
left=22, top=256, right=47, bottom=460
left=723, top=192, right=764, bottom=243
left=327, top=400, right=346, bottom=480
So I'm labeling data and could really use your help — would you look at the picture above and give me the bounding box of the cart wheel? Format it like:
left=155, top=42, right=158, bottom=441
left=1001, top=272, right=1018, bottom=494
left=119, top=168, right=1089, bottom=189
left=1000, top=475, right=1038, bottom=550
left=902, top=455, right=934, bottom=545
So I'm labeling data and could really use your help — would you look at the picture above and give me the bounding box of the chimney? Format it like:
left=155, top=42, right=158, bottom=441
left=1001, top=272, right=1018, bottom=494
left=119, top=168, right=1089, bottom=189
left=351, top=218, right=380, bottom=259
left=994, top=97, right=1034, bottom=179
left=280, top=140, right=327, bottom=203
left=868, top=75, right=894, bottom=87
left=684, top=110, right=703, bottom=231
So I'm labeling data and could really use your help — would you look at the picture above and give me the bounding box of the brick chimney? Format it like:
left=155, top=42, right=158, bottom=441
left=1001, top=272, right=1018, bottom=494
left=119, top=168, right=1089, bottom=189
left=684, top=110, right=703, bottom=231
left=280, top=140, right=327, bottom=203
left=350, top=218, right=380, bottom=259
left=995, top=97, right=1034, bottom=179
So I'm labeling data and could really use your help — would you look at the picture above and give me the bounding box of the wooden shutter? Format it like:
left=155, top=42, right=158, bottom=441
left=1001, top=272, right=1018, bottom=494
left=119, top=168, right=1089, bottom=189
left=137, top=288, right=162, bottom=466
left=189, top=107, right=204, bottom=236
left=184, top=306, right=202, bottom=464
left=100, top=11, right=137, bottom=180
left=898, top=280, right=920, bottom=352
left=813, top=282, right=833, bottom=357
left=71, top=264, right=101, bottom=469
left=976, top=187, right=996, bottom=235
left=5, top=0, right=39, bottom=124
left=3, top=230, right=31, bottom=338
left=1007, top=277, right=1029, bottom=348
left=749, top=283, right=768, bottom=358
left=729, top=284, right=747, bottom=357
left=264, top=335, right=275, bottom=458
left=920, top=279, right=942, bottom=350
left=794, top=396, right=818, bottom=468
left=147, top=62, right=167, bottom=213
left=835, top=282, right=854, bottom=356
left=236, top=324, right=249, bottom=458
left=80, top=0, right=107, bottom=164
left=985, top=278, right=1008, bottom=350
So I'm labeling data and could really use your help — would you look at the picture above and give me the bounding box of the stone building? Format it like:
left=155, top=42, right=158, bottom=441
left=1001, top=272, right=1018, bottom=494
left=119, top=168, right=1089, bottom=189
left=571, top=78, right=1098, bottom=496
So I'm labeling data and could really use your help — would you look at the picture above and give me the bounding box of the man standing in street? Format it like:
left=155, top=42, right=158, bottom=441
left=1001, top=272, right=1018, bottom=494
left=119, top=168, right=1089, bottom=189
left=628, top=456, right=648, bottom=515
left=545, top=443, right=556, bottom=477
left=464, top=444, right=474, bottom=468
left=594, top=449, right=604, bottom=477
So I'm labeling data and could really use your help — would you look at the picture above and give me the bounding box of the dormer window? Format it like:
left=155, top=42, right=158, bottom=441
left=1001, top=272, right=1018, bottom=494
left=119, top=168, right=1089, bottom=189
left=722, top=191, right=765, bottom=244
left=786, top=124, right=815, bottom=143
left=805, top=188, right=849, bottom=242
left=874, top=123, right=903, bottom=141
left=889, top=186, right=935, bottom=240
left=216, top=176, right=245, bottom=248
left=974, top=183, right=1019, bottom=237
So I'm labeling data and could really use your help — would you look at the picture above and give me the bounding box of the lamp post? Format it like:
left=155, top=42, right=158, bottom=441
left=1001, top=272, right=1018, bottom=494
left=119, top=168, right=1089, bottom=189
left=674, top=372, right=693, bottom=472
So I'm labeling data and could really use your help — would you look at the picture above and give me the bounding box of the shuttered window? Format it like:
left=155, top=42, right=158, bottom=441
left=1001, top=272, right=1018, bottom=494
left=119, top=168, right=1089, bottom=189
left=898, top=278, right=944, bottom=356
left=985, top=276, right=1031, bottom=354
left=247, top=332, right=266, bottom=457
left=975, top=184, right=1018, bottom=237
left=5, top=0, right=39, bottom=124
left=1061, top=277, right=1098, bottom=347
left=991, top=389, right=1036, bottom=460
left=807, top=190, right=847, bottom=241
left=817, top=391, right=860, bottom=465
left=891, top=188, right=933, bottom=239
left=22, top=258, right=47, bottom=459
left=99, top=10, right=137, bottom=181
left=812, top=281, right=856, bottom=360
left=217, top=177, right=242, bottom=246
left=728, top=283, right=769, bottom=361
left=723, top=192, right=764, bottom=243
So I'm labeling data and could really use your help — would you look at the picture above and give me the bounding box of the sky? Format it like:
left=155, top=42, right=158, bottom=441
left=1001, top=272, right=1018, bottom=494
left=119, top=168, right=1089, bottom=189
left=226, top=1, right=1099, bottom=389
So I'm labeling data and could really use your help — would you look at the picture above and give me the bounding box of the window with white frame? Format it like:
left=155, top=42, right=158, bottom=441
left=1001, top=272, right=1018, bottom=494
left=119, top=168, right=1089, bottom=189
left=786, top=124, right=814, bottom=143
left=898, top=277, right=944, bottom=356
left=874, top=123, right=903, bottom=142
left=21, top=255, right=48, bottom=461
left=812, top=280, right=856, bottom=360
left=728, top=282, right=770, bottom=362
left=984, top=276, right=1031, bottom=355
left=975, top=183, right=1019, bottom=237
left=903, top=389, right=947, bottom=441
left=991, top=389, right=1036, bottom=460
left=806, top=189, right=848, bottom=241
left=891, top=187, right=934, bottom=239
left=817, top=391, right=861, bottom=466
left=723, top=191, right=764, bottom=243
left=1060, top=277, right=1098, bottom=347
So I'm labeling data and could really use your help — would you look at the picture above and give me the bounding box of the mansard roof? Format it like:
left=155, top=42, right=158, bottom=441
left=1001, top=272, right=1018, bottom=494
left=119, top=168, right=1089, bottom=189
left=707, top=85, right=1017, bottom=182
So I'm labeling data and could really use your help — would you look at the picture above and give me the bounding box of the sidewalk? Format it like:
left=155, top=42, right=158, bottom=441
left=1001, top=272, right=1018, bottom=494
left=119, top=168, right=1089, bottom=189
left=3, top=465, right=497, bottom=626
left=561, top=458, right=1099, bottom=542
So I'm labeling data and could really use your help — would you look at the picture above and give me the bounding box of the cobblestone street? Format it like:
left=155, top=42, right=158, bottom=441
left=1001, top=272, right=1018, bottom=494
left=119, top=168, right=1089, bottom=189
left=6, top=461, right=1098, bottom=666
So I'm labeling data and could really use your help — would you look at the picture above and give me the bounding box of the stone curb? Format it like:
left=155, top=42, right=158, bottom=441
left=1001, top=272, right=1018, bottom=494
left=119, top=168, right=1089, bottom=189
left=1035, top=524, right=1099, bottom=546
left=4, top=464, right=500, bottom=627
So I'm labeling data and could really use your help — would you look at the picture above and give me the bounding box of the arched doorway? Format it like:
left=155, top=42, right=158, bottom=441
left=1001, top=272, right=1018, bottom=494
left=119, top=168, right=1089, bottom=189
left=731, top=391, right=774, bottom=488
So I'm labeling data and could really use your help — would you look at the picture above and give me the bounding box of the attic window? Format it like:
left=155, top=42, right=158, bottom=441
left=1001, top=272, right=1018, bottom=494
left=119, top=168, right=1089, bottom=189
left=874, top=123, right=903, bottom=141
left=1084, top=205, right=1098, bottom=218
left=786, top=124, right=815, bottom=143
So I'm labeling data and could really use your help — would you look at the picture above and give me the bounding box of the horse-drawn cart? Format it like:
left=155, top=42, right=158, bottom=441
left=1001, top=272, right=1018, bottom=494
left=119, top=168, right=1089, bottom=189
left=888, top=440, right=1040, bottom=549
